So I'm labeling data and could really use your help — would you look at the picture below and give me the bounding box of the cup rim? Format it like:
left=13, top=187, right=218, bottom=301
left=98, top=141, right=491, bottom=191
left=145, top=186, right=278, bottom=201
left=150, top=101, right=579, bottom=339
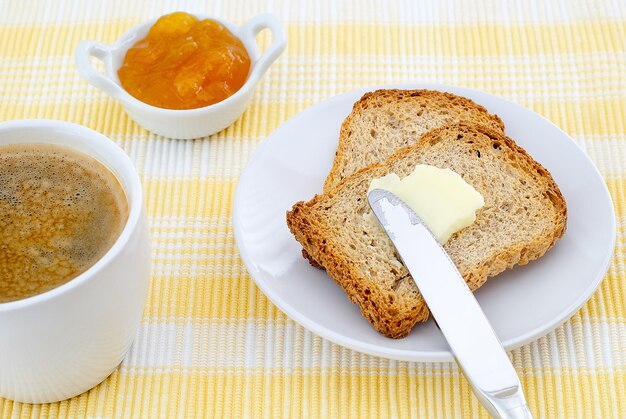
left=0, top=119, right=144, bottom=312
left=103, top=13, right=260, bottom=115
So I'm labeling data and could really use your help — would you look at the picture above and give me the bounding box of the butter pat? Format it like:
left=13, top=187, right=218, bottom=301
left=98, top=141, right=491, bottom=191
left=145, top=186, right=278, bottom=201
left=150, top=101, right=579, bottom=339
left=369, top=165, right=484, bottom=243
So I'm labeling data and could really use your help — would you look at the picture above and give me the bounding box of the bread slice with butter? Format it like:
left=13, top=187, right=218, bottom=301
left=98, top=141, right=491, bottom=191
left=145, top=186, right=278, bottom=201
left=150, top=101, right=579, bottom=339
left=323, top=89, right=505, bottom=193
left=286, top=124, right=567, bottom=338
left=302, top=89, right=506, bottom=268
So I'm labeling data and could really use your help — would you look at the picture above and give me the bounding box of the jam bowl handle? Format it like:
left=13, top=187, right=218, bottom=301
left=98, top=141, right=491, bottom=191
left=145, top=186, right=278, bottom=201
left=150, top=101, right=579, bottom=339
left=241, top=14, right=287, bottom=83
left=75, top=41, right=127, bottom=101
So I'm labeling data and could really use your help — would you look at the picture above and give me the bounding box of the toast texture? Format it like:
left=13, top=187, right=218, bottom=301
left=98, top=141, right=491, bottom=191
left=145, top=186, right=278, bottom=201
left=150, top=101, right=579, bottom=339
left=323, top=89, right=505, bottom=193
left=287, top=124, right=567, bottom=338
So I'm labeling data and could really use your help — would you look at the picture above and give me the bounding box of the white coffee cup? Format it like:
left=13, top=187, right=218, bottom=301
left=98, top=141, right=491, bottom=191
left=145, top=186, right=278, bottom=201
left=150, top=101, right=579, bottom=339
left=0, top=119, right=151, bottom=403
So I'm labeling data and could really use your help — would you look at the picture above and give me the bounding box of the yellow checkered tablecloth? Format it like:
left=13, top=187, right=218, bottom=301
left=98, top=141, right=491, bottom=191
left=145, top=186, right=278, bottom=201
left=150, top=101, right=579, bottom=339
left=0, top=0, right=625, bottom=417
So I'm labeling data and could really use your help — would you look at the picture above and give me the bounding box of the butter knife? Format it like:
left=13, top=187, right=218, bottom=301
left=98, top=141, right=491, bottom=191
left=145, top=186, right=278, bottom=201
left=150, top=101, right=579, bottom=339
left=368, top=189, right=532, bottom=419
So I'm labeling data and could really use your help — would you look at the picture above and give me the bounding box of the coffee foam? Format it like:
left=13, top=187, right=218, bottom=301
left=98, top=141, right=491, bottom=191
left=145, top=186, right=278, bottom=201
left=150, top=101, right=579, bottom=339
left=0, top=143, right=129, bottom=303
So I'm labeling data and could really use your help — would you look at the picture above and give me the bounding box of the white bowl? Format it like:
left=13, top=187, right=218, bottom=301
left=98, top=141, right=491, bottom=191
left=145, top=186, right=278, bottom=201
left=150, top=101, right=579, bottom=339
left=76, top=13, right=286, bottom=139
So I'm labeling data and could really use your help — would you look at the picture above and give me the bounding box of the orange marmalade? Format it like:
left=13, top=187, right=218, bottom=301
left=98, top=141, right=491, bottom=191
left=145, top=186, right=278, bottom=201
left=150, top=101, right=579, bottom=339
left=118, top=12, right=251, bottom=110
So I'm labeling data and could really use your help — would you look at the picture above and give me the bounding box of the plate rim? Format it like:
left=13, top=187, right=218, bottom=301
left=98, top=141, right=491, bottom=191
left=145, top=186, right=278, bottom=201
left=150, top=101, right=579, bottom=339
left=233, top=83, right=616, bottom=361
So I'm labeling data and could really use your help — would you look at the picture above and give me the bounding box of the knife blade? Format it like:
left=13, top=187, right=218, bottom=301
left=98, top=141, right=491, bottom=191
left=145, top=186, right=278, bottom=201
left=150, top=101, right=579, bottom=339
left=368, top=188, right=532, bottom=419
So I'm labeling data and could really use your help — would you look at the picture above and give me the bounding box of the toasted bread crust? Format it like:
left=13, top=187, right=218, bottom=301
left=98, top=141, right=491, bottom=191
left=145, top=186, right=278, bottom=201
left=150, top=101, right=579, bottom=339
left=323, top=89, right=505, bottom=193
left=287, top=124, right=567, bottom=338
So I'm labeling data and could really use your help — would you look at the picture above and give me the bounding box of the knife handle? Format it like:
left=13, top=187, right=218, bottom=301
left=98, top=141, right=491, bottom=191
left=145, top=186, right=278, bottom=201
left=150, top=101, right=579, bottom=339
left=502, top=404, right=533, bottom=419
left=475, top=385, right=532, bottom=419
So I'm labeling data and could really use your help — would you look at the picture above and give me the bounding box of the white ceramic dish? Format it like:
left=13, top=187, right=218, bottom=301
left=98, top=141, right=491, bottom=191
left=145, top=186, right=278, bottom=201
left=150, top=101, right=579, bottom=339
left=76, top=13, right=286, bottom=139
left=0, top=120, right=151, bottom=402
left=233, top=83, right=616, bottom=362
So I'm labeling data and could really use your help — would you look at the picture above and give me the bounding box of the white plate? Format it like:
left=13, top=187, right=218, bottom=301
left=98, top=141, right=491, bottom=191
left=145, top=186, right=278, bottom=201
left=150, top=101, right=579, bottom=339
left=233, top=84, right=616, bottom=361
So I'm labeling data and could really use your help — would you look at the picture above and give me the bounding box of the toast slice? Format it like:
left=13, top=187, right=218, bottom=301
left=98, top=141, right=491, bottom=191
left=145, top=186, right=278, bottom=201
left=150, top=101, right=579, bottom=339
left=287, top=124, right=567, bottom=338
left=323, top=89, right=505, bottom=193
left=303, top=89, right=506, bottom=267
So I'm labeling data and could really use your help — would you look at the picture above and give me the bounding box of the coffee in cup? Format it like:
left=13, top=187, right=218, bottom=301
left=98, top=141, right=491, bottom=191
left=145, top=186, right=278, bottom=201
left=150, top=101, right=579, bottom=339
left=0, top=143, right=129, bottom=303
left=0, top=120, right=150, bottom=404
